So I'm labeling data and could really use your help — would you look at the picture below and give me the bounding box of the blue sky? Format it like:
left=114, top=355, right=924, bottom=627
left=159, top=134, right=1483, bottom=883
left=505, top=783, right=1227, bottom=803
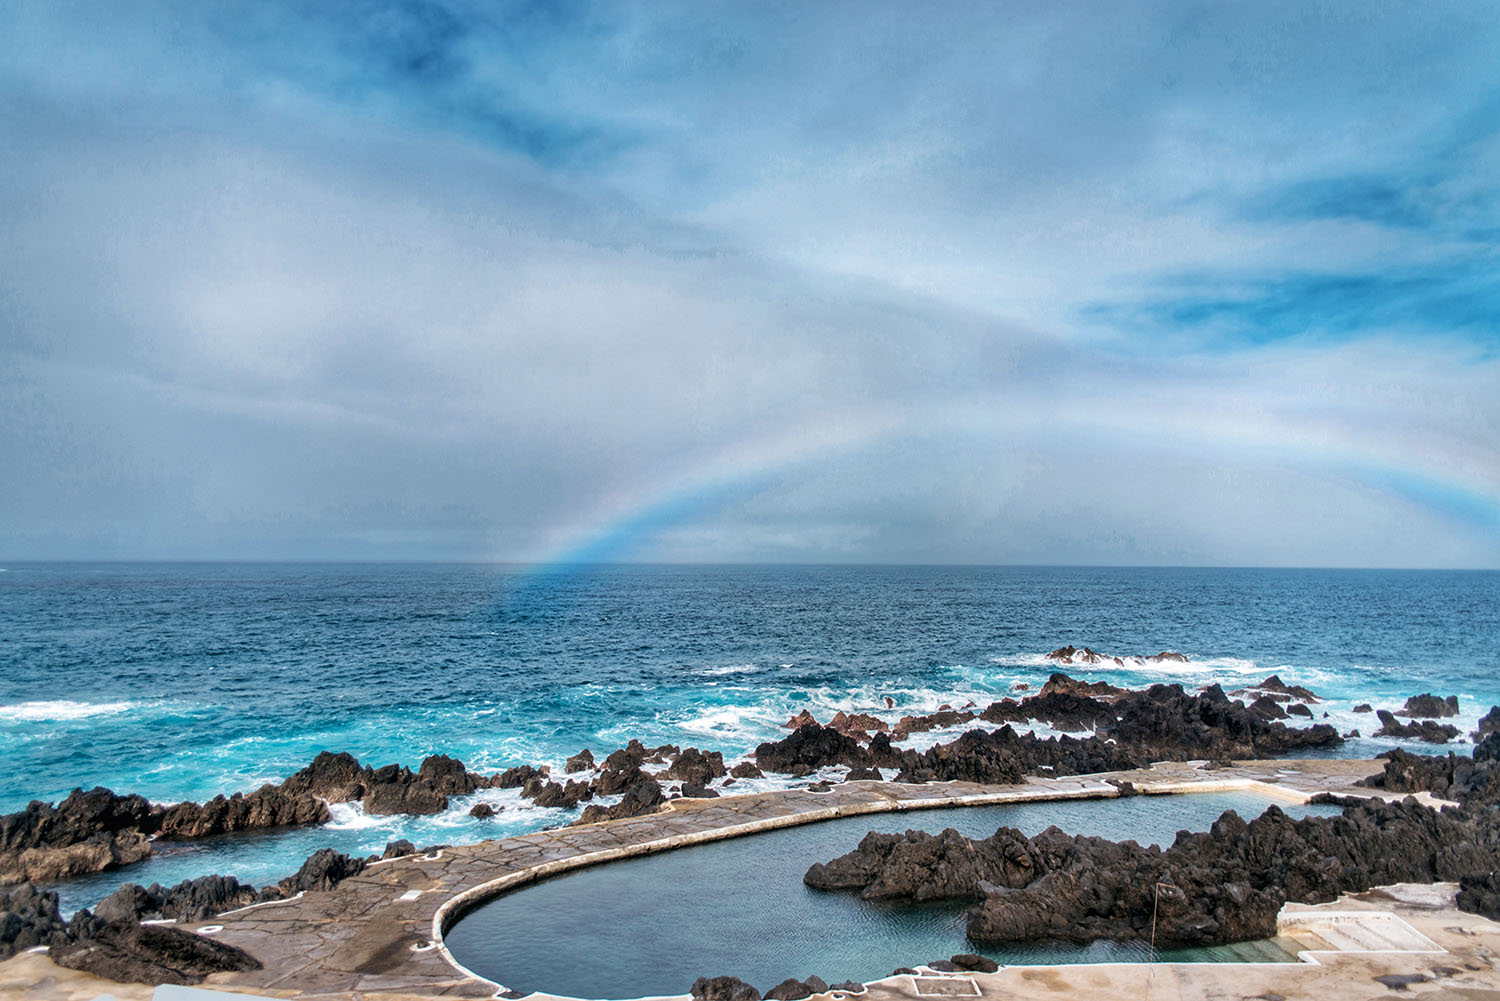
left=1, top=0, right=1496, bottom=566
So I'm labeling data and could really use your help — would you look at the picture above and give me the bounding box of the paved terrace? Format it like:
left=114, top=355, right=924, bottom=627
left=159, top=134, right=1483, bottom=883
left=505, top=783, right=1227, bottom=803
left=129, top=757, right=1402, bottom=1000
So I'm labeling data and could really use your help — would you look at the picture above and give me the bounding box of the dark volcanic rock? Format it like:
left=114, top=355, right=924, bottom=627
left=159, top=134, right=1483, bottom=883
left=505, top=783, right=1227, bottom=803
left=94, top=874, right=259, bottom=925
left=156, top=786, right=331, bottom=839
left=764, top=975, right=828, bottom=1000
left=1039, top=673, right=1126, bottom=699
left=574, top=777, right=666, bottom=826
left=565, top=749, right=596, bottom=773
left=808, top=795, right=1499, bottom=949
left=1250, top=675, right=1321, bottom=703
left=0, top=882, right=69, bottom=958
left=1375, top=710, right=1460, bottom=743
left=381, top=839, right=417, bottom=858
left=664, top=748, right=727, bottom=787
left=1398, top=694, right=1460, bottom=719
left=950, top=953, right=999, bottom=973
left=1458, top=872, right=1500, bottom=920
left=1286, top=703, right=1313, bottom=718
left=52, top=921, right=261, bottom=986
left=730, top=761, right=765, bottom=780
left=892, top=727, right=1139, bottom=786
left=1475, top=706, right=1500, bottom=742
left=278, top=848, right=366, bottom=893
left=495, top=764, right=547, bottom=789
left=844, top=767, right=883, bottom=782
left=829, top=711, right=889, bottom=737
left=468, top=803, right=496, bottom=819
left=0, top=788, right=156, bottom=884
left=533, top=780, right=593, bottom=809
left=756, top=725, right=871, bottom=773
left=1249, top=696, right=1289, bottom=720
left=1353, top=703, right=1373, bottom=713
left=892, top=709, right=978, bottom=739
left=692, top=975, right=761, bottom=1001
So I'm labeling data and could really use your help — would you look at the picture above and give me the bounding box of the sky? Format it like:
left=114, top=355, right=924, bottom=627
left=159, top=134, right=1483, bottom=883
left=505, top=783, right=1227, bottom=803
left=1, top=1, right=1497, bottom=568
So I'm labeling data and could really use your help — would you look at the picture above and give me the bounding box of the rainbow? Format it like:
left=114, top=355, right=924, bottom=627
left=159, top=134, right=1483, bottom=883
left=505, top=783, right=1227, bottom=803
left=510, top=392, right=1500, bottom=575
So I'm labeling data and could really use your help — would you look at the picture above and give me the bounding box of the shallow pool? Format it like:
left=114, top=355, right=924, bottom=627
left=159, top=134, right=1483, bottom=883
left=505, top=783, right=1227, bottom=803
left=444, top=791, right=1340, bottom=999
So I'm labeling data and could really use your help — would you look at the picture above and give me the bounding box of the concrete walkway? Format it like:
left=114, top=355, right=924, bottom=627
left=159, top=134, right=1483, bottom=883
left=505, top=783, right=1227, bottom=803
left=185, top=757, right=1393, bottom=999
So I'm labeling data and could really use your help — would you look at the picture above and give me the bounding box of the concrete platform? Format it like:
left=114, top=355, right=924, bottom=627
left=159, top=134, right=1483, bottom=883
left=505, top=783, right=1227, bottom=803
left=10, top=756, right=1496, bottom=1001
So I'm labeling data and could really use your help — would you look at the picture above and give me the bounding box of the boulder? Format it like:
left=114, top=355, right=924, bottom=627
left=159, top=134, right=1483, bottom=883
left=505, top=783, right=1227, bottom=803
left=565, top=749, right=595, bottom=773
left=784, top=710, right=819, bottom=729
left=533, top=780, right=593, bottom=809
left=1286, top=703, right=1313, bottom=718
left=381, top=839, right=417, bottom=859
left=1475, top=706, right=1500, bottom=743
left=1375, top=710, right=1460, bottom=743
left=1039, top=673, right=1125, bottom=700
left=1398, top=694, right=1460, bottom=719
left=664, top=748, right=727, bottom=787
left=0, top=882, right=69, bottom=959
left=755, top=725, right=871, bottom=773
left=574, top=777, right=665, bottom=826
left=764, top=975, right=828, bottom=1000
left=468, top=803, right=496, bottom=819
left=729, top=761, right=765, bottom=780
left=692, top=976, right=761, bottom=1001
left=844, top=767, right=882, bottom=782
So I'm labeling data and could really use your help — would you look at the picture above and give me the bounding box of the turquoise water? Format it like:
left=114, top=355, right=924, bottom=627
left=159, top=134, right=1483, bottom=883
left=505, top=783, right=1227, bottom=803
left=1, top=563, right=1494, bottom=908
left=444, top=791, right=1341, bottom=998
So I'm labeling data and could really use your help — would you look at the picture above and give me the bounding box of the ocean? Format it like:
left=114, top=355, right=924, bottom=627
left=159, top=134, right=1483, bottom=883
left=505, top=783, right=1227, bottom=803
left=1, top=562, right=1496, bottom=910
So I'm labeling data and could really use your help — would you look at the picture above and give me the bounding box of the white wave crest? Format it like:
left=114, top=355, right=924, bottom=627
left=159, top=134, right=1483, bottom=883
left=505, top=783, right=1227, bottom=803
left=0, top=699, right=137, bottom=722
left=695, top=664, right=760, bottom=677
left=323, top=801, right=394, bottom=831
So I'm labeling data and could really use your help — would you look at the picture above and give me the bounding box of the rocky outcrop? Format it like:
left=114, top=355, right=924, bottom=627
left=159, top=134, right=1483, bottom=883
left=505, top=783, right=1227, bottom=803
left=829, top=711, right=888, bottom=737
left=893, top=709, right=977, bottom=739
left=51, top=920, right=261, bottom=985
left=1398, top=694, right=1460, bottom=719
left=1476, top=706, right=1500, bottom=742
left=531, top=780, right=593, bottom=809
left=755, top=724, right=871, bottom=774
left=494, top=764, right=548, bottom=788
left=1038, top=673, right=1125, bottom=699
left=729, top=761, right=765, bottom=779
left=808, top=795, right=1499, bottom=949
left=1375, top=710, right=1460, bottom=743
left=692, top=975, right=761, bottom=1001
left=0, top=881, right=70, bottom=958
left=93, top=875, right=259, bottom=925
left=1358, top=736, right=1500, bottom=807
left=574, top=776, right=665, bottom=826
left=764, top=976, right=828, bottom=999
left=565, top=749, right=595, bottom=773
left=1231, top=675, right=1321, bottom=703
left=664, top=748, right=727, bottom=787
left=1, top=751, right=495, bottom=884
left=891, top=727, right=1139, bottom=785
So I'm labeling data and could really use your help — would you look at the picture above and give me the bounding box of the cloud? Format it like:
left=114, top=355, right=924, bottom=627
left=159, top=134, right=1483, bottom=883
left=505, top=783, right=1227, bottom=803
left=0, top=0, right=1497, bottom=566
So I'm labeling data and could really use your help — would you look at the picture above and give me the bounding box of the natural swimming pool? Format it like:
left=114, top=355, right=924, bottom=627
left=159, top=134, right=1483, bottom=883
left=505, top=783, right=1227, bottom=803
left=443, top=791, right=1342, bottom=999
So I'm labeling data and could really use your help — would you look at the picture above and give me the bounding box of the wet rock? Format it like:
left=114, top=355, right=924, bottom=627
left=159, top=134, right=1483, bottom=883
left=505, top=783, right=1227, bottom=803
left=1046, top=646, right=1105, bottom=664
left=678, top=781, right=720, bottom=799
left=892, top=709, right=978, bottom=739
left=756, top=724, right=871, bottom=773
left=533, top=780, right=593, bottom=809
left=494, top=764, right=548, bottom=789
left=574, top=776, right=665, bottom=826
left=827, top=981, right=865, bottom=993
left=1399, top=694, right=1460, bottom=719
left=844, top=767, right=883, bottom=782
left=809, top=794, right=1500, bottom=950
left=52, top=920, right=261, bottom=986
left=565, top=749, right=595, bottom=773
left=764, top=974, right=828, bottom=999
left=665, top=748, right=728, bottom=787
left=784, top=710, right=819, bottom=729
left=692, top=975, right=761, bottom=1001
left=156, top=786, right=331, bottom=839
left=730, top=761, right=765, bottom=780
left=0, top=882, right=69, bottom=958
left=469, top=803, right=496, bottom=819
left=1039, top=673, right=1125, bottom=700
left=1474, top=706, right=1500, bottom=742
left=1249, top=696, right=1289, bottom=720
left=829, top=711, right=889, bottom=737
left=1148, top=651, right=1189, bottom=663
left=1287, top=703, right=1313, bottom=718
left=1375, top=710, right=1460, bottom=743
left=1245, top=675, right=1321, bottom=703
left=1353, top=703, right=1373, bottom=713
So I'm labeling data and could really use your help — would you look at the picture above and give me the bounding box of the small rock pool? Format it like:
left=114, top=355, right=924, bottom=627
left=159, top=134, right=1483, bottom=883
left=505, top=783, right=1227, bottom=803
left=443, top=791, right=1341, bottom=999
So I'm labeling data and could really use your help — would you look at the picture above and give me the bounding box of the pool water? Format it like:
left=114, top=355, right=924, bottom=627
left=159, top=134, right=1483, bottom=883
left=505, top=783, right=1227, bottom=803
left=444, top=792, right=1340, bottom=999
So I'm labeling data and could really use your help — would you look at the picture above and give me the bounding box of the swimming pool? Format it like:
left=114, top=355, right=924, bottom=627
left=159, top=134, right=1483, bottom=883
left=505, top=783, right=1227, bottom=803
left=443, top=791, right=1340, bottom=999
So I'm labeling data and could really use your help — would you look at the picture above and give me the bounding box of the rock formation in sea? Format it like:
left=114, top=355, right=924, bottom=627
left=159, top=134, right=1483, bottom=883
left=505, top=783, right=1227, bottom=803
left=806, top=734, right=1500, bottom=950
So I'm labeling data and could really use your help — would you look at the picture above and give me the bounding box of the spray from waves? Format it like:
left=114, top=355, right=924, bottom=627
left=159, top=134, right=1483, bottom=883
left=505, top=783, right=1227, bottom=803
left=693, top=664, right=762, bottom=677
left=0, top=700, right=139, bottom=722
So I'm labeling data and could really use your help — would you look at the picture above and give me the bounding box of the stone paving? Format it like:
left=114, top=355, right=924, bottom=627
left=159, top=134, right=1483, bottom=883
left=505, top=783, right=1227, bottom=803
left=135, top=756, right=1397, bottom=1000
